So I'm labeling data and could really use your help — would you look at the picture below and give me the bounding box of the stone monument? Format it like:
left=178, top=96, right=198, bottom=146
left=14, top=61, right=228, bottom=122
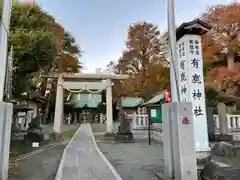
left=175, top=19, right=212, bottom=168
left=114, top=110, right=134, bottom=142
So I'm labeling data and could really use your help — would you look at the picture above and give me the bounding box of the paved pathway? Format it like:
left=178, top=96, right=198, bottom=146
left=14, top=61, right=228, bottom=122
left=56, top=123, right=121, bottom=180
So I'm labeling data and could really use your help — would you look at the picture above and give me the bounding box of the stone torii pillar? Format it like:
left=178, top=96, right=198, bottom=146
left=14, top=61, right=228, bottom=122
left=106, top=79, right=113, bottom=133
left=53, top=75, right=64, bottom=138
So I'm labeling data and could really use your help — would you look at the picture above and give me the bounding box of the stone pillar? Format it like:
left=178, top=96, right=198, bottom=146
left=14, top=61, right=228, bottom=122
left=53, top=75, right=64, bottom=134
left=0, top=102, right=13, bottom=180
left=162, top=103, right=174, bottom=179
left=171, top=102, right=198, bottom=180
left=106, top=79, right=113, bottom=133
left=206, top=107, right=215, bottom=138
left=176, top=34, right=210, bottom=165
left=217, top=102, right=228, bottom=135
left=232, top=117, right=236, bottom=129
left=215, top=116, right=219, bottom=129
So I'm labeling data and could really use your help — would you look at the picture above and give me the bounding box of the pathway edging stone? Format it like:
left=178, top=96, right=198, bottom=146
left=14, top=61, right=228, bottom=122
left=90, top=125, right=123, bottom=180
left=55, top=126, right=80, bottom=180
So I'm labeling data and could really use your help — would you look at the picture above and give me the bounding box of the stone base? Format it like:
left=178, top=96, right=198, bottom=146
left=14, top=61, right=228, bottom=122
left=197, top=151, right=211, bottom=170
left=24, top=132, right=44, bottom=146
left=51, top=132, right=64, bottom=142
left=114, top=132, right=134, bottom=143
left=208, top=134, right=233, bottom=142
left=212, top=141, right=237, bottom=157
left=104, top=132, right=116, bottom=140
left=104, top=132, right=116, bottom=137
left=200, top=162, right=227, bottom=180
left=218, top=134, right=233, bottom=142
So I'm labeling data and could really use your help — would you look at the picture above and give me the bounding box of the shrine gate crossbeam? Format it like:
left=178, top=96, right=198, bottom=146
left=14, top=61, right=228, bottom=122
left=41, top=72, right=129, bottom=135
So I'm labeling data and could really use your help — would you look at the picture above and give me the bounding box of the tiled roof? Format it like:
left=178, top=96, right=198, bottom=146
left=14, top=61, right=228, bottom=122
left=121, top=97, right=143, bottom=108
left=142, top=93, right=165, bottom=105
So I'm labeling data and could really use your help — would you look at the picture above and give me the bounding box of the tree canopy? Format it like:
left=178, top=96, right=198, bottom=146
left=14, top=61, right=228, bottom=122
left=2, top=2, right=82, bottom=98
left=202, top=2, right=240, bottom=97
left=202, top=2, right=240, bottom=64
left=2, top=2, right=58, bottom=97
left=107, top=2, right=240, bottom=103
left=107, top=22, right=169, bottom=100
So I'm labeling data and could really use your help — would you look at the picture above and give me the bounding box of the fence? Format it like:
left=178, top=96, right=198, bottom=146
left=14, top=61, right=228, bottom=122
left=214, top=114, right=240, bottom=132
left=131, top=113, right=163, bottom=142
left=131, top=113, right=240, bottom=142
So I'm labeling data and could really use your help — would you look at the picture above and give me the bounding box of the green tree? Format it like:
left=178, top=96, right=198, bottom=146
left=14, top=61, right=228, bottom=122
left=52, top=31, right=83, bottom=73
left=38, top=28, right=83, bottom=124
left=2, top=2, right=59, bottom=97
left=62, top=31, right=81, bottom=55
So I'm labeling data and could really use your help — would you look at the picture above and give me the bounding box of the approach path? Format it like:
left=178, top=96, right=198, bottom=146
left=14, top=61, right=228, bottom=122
left=55, top=123, right=121, bottom=180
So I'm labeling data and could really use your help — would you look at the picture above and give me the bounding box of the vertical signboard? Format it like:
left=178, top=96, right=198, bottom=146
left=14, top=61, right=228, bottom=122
left=177, top=35, right=209, bottom=151
left=177, top=40, right=188, bottom=102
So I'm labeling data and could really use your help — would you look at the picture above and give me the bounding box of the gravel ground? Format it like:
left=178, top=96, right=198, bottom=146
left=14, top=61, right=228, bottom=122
left=8, top=141, right=68, bottom=180
left=93, top=123, right=240, bottom=180
left=96, top=135, right=164, bottom=180
left=91, top=123, right=119, bottom=133
left=97, top=136, right=240, bottom=180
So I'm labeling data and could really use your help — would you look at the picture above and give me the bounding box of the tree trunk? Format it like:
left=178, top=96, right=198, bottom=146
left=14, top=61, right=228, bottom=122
left=42, top=91, right=55, bottom=124
left=227, top=52, right=235, bottom=71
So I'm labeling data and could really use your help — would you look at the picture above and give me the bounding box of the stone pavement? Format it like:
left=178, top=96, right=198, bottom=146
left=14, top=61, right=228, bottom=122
left=212, top=152, right=240, bottom=180
left=96, top=137, right=163, bottom=180
left=55, top=123, right=122, bottom=180
left=96, top=134, right=239, bottom=180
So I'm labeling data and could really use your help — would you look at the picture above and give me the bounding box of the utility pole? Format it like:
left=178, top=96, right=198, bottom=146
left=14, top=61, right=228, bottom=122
left=0, top=0, right=13, bottom=180
left=163, top=0, right=179, bottom=178
left=168, top=0, right=179, bottom=102
left=0, top=0, right=12, bottom=101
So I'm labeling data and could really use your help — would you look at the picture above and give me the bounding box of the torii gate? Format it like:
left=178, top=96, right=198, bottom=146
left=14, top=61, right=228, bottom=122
left=42, top=71, right=128, bottom=137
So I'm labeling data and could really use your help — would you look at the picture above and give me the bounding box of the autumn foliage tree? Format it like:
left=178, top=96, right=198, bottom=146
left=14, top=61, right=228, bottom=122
left=108, top=22, right=169, bottom=100
left=202, top=3, right=240, bottom=63
left=202, top=2, right=240, bottom=96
